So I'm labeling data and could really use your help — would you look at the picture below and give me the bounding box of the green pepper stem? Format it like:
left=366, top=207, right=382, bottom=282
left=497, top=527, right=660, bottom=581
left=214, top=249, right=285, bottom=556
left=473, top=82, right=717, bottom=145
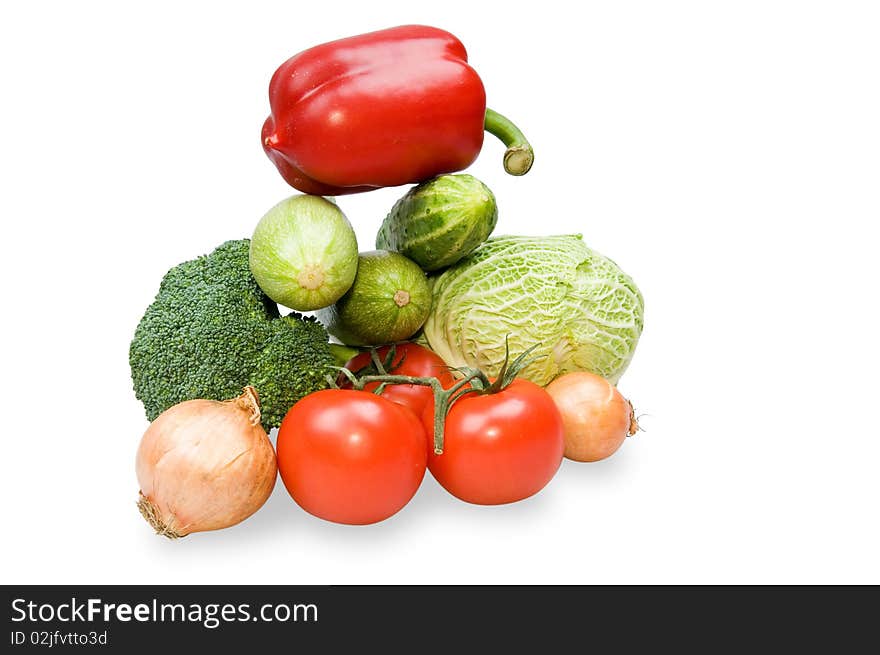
left=484, top=108, right=534, bottom=176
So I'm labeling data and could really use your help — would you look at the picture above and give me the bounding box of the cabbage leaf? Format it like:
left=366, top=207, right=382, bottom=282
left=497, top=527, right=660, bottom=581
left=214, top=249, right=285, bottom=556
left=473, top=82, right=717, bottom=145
left=422, top=235, right=644, bottom=385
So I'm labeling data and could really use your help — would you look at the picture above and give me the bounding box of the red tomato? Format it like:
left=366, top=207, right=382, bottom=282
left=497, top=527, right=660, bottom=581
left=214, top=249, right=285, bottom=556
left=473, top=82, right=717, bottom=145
left=343, top=343, right=455, bottom=416
left=277, top=389, right=427, bottom=525
left=423, top=379, right=564, bottom=505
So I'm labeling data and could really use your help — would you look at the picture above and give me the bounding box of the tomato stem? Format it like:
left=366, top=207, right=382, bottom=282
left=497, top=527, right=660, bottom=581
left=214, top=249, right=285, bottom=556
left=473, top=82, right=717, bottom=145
left=343, top=340, right=543, bottom=454
left=348, top=372, right=480, bottom=454
left=450, top=339, right=544, bottom=396
left=370, top=348, right=389, bottom=374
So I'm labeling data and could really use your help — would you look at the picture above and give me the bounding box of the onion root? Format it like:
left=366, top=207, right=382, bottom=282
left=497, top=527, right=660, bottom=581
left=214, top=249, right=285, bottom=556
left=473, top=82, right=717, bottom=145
left=137, top=492, right=184, bottom=539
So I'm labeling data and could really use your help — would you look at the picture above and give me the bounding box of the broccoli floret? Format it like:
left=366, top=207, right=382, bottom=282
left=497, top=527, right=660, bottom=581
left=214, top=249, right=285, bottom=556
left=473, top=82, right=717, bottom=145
left=129, top=239, right=335, bottom=430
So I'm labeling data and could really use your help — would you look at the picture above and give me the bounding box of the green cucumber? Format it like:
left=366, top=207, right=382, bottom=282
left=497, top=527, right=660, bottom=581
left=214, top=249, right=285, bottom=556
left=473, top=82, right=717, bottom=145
left=315, top=251, right=432, bottom=346
left=376, top=174, right=498, bottom=271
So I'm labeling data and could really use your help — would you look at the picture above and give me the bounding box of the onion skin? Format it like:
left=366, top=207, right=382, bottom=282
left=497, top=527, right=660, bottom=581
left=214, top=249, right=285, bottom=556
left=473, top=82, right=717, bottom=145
left=135, top=387, right=277, bottom=538
left=545, top=372, right=637, bottom=462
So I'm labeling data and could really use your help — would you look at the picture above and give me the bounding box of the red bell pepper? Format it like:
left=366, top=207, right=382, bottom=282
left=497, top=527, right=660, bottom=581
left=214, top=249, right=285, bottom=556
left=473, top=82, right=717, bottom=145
left=261, top=25, right=533, bottom=196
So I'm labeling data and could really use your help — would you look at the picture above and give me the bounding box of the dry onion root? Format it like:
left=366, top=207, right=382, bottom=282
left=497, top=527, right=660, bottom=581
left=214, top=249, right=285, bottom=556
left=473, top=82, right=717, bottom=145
left=135, top=386, right=277, bottom=538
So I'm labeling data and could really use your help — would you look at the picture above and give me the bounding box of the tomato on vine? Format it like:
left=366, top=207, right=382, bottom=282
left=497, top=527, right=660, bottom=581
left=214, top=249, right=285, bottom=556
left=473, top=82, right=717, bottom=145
left=325, top=340, right=565, bottom=511
left=326, top=340, right=565, bottom=516
left=276, top=389, right=427, bottom=525
left=423, top=376, right=564, bottom=505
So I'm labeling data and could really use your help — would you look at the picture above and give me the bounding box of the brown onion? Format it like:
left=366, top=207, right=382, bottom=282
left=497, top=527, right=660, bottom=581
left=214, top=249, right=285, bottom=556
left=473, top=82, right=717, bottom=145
left=135, top=387, right=277, bottom=538
left=545, top=372, right=638, bottom=462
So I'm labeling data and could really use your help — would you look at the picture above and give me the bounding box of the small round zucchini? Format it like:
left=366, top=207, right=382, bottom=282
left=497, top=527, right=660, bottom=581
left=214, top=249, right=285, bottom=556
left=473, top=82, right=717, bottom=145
left=315, top=250, right=432, bottom=346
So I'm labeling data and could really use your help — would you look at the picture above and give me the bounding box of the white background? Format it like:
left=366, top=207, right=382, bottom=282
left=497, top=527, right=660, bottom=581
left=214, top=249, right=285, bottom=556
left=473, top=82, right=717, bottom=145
left=1, top=1, right=878, bottom=585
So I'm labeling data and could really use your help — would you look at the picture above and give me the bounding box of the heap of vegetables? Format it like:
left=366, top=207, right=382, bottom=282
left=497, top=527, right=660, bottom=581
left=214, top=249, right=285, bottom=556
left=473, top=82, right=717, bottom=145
left=130, top=24, right=645, bottom=536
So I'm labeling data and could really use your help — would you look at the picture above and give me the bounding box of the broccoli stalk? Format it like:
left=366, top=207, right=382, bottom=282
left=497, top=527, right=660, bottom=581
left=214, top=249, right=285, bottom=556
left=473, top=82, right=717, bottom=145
left=129, top=239, right=353, bottom=430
